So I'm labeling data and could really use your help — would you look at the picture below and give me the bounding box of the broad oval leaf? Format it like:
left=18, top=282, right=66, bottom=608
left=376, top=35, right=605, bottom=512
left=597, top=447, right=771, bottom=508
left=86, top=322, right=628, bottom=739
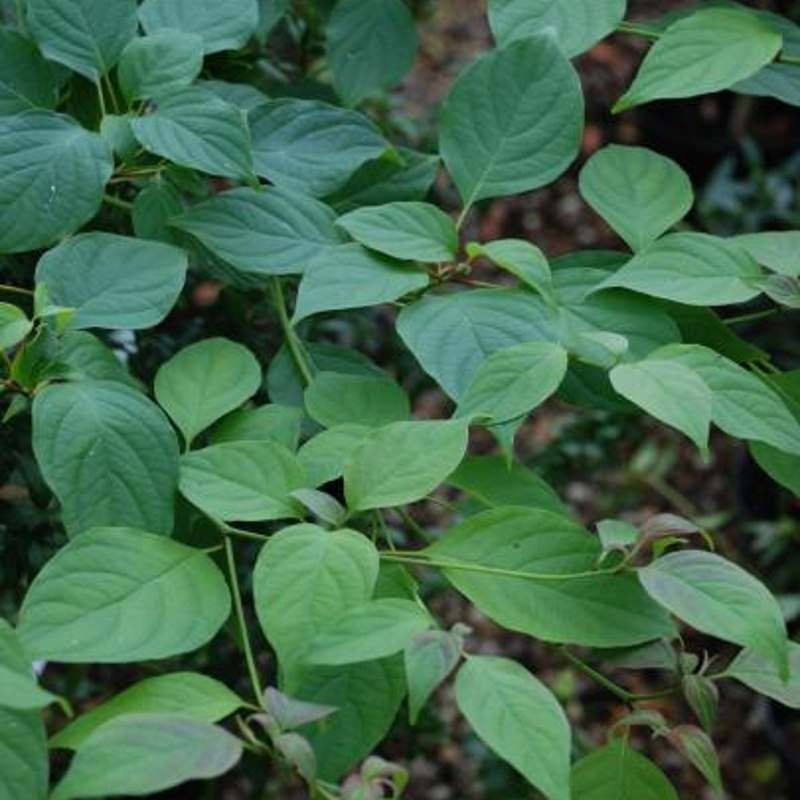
left=405, top=629, right=462, bottom=724
left=0, top=620, right=57, bottom=710
left=734, top=230, right=800, bottom=276
left=0, top=303, right=33, bottom=350
left=211, top=404, right=303, bottom=451
left=467, top=239, right=553, bottom=299
left=579, top=145, right=694, bottom=252
left=32, top=380, right=179, bottom=536
left=440, top=34, right=583, bottom=205
left=455, top=656, right=571, bottom=800
left=35, top=233, right=188, bottom=330
left=0, top=111, right=113, bottom=253
left=17, top=527, right=231, bottom=662
left=0, top=28, right=59, bottom=115
left=0, top=707, right=48, bottom=800
left=297, top=424, right=372, bottom=487
left=155, top=337, right=261, bottom=447
left=51, top=715, right=243, bottom=800
left=726, top=640, right=800, bottom=709
left=639, top=550, right=789, bottom=677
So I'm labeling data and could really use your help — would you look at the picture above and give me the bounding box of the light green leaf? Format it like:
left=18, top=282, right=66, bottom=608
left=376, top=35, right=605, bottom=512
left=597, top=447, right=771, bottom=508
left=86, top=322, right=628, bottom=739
left=615, top=8, right=783, bottom=112
left=571, top=739, right=679, bottom=800
left=32, top=381, right=179, bottom=536
left=726, top=640, right=800, bottom=709
left=253, top=523, right=379, bottom=679
left=51, top=672, right=243, bottom=750
left=291, top=488, right=347, bottom=527
left=0, top=29, right=59, bottom=115
left=0, top=111, right=113, bottom=253
left=117, top=32, right=204, bottom=102
left=0, top=707, right=48, bottom=800
left=467, top=239, right=553, bottom=299
left=197, top=79, right=269, bottom=112
left=51, top=715, right=242, bottom=800
left=35, top=233, right=187, bottom=330
left=131, top=87, right=253, bottom=181
left=139, top=0, right=259, bottom=54
left=427, top=507, right=674, bottom=647
left=326, top=0, right=417, bottom=106
left=27, top=0, right=137, bottom=80
left=579, top=145, right=693, bottom=252
left=610, top=359, right=712, bottom=452
left=456, top=341, right=568, bottom=424
left=293, top=243, right=429, bottom=323
left=0, top=619, right=57, bottom=710
left=304, top=372, right=410, bottom=429
left=0, top=303, right=32, bottom=350
left=344, top=419, right=469, bottom=511
left=211, top=404, right=303, bottom=451
left=179, top=441, right=306, bottom=522
left=440, top=34, right=583, bottom=205
left=297, top=424, right=372, bottom=487
left=337, top=202, right=458, bottom=263
left=455, top=656, right=571, bottom=800
left=639, top=550, right=789, bottom=677
left=249, top=99, right=389, bottom=196
left=405, top=629, right=461, bottom=724
left=757, top=273, right=800, bottom=309
left=596, top=519, right=640, bottom=555
left=734, top=231, right=800, bottom=276
left=311, top=599, right=431, bottom=665
left=99, top=114, right=138, bottom=159
left=489, top=0, right=626, bottom=57
left=595, top=233, right=763, bottom=305
left=155, top=337, right=261, bottom=447
left=132, top=178, right=184, bottom=245
left=667, top=725, right=722, bottom=793
left=17, top=527, right=231, bottom=662
left=174, top=186, right=346, bottom=276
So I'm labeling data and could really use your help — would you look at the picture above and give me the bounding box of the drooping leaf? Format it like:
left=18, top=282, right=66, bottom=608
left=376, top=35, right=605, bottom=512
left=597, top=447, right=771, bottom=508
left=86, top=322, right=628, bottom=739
left=0, top=303, right=33, bottom=350
left=0, top=111, right=113, bottom=253
left=0, top=620, right=57, bottom=710
left=211, top=404, right=303, bottom=451
left=0, top=28, right=59, bottom=115
left=751, top=441, right=800, bottom=497
left=17, top=528, right=231, bottom=662
left=682, top=674, right=719, bottom=733
left=405, top=629, right=462, bottom=724
left=35, top=233, right=188, bottom=330
left=440, top=34, right=583, bottom=205
left=455, top=656, right=571, bottom=800
left=51, top=715, right=243, bottom=800
left=32, top=381, right=179, bottom=536
left=27, top=0, right=138, bottom=81
left=427, top=507, right=674, bottom=647
left=0, top=707, right=48, bottom=800
left=734, top=231, right=800, bottom=277
left=467, top=239, right=553, bottom=299
left=726, top=640, right=800, bottom=709
left=667, top=725, right=723, bottom=794
left=263, top=687, right=337, bottom=733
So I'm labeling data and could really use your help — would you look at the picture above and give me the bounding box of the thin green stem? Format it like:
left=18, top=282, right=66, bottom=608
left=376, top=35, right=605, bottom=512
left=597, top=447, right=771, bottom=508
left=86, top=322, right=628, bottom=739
left=0, top=283, right=33, bottom=297
left=455, top=205, right=472, bottom=231
left=218, top=520, right=270, bottom=542
left=103, top=73, right=121, bottom=114
left=223, top=537, right=264, bottom=706
left=725, top=308, right=780, bottom=326
left=95, top=80, right=107, bottom=117
left=270, top=277, right=314, bottom=386
left=103, top=193, right=133, bottom=211
left=397, top=507, right=427, bottom=541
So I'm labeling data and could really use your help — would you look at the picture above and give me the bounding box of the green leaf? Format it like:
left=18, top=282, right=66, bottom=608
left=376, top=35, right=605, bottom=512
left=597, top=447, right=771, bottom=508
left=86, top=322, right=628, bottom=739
left=757, top=273, right=800, bottom=309
left=211, top=404, right=303, bottom=451
left=734, top=231, right=800, bottom=276
left=446, top=455, right=568, bottom=516
left=596, top=233, right=762, bottom=305
left=197, top=79, right=269, bottom=112
left=174, top=186, right=346, bottom=276
left=180, top=441, right=306, bottom=522
left=291, top=488, right=347, bottom=527
left=456, top=341, right=568, bottom=424
left=337, top=202, right=458, bottom=263
left=344, top=419, right=469, bottom=511
left=297, top=424, right=372, bottom=487
left=311, top=599, right=431, bottom=665
left=155, top=337, right=261, bottom=447
left=610, top=358, right=712, bottom=453
left=326, top=0, right=417, bottom=106
left=0, top=619, right=57, bottom=710
left=489, top=0, right=626, bottom=57
left=579, top=145, right=693, bottom=252
left=99, top=113, right=138, bottom=159
left=17, top=527, right=231, bottom=662
left=35, top=233, right=187, bottom=330
left=139, top=0, right=259, bottom=54
left=0, top=303, right=33, bottom=350
left=32, top=381, right=179, bottom=536
left=667, top=725, right=723, bottom=793
left=0, top=111, right=113, bottom=253
left=639, top=550, right=789, bottom=677
left=258, top=0, right=290, bottom=40
left=615, top=8, right=783, bottom=112
left=0, top=28, right=59, bottom=115
left=117, top=32, right=204, bottom=102
left=51, top=672, right=242, bottom=750
left=455, top=656, right=571, bottom=800
left=131, top=87, right=253, bottom=181
left=304, top=371, right=410, bottom=429
left=571, top=739, right=679, bottom=800
left=51, top=715, right=243, bottom=800
left=293, top=243, right=429, bottom=323
left=751, top=441, right=800, bottom=497
left=55, top=331, right=138, bottom=387
left=726, top=640, right=800, bottom=709
left=249, top=99, right=389, bottom=196
left=253, top=523, right=379, bottom=679
left=263, top=687, right=337, bottom=732
left=682, top=674, right=719, bottom=733
left=405, top=629, right=461, bottom=724
left=132, top=178, right=184, bottom=245
left=427, top=507, right=674, bottom=647
left=440, top=34, right=583, bottom=206
left=27, top=0, right=137, bottom=81
left=467, top=239, right=553, bottom=299
left=596, top=519, right=640, bottom=555
left=0, top=707, right=48, bottom=800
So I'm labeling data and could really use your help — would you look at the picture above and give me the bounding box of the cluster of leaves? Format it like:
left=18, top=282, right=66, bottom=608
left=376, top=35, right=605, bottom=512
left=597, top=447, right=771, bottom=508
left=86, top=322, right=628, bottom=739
left=1, top=0, right=800, bottom=798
